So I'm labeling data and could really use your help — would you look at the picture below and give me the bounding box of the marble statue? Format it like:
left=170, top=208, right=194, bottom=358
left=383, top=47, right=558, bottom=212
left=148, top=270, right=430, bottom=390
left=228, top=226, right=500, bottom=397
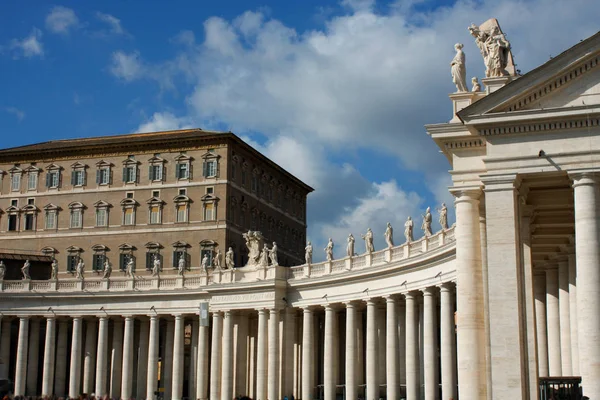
left=404, top=216, right=414, bottom=242
left=243, top=230, right=264, bottom=266
left=152, top=255, right=161, bottom=277
left=361, top=228, right=374, bottom=254
left=103, top=260, right=112, bottom=279
left=438, top=203, right=449, bottom=230
left=126, top=258, right=135, bottom=278
left=51, top=259, right=58, bottom=280
left=0, top=260, right=5, bottom=280
left=214, top=250, right=223, bottom=270
left=305, top=242, right=313, bottom=264
left=201, top=254, right=210, bottom=273
left=269, top=242, right=279, bottom=267
left=471, top=77, right=481, bottom=92
left=75, top=259, right=84, bottom=280
left=325, top=238, right=334, bottom=261
left=178, top=254, right=186, bottom=276
left=422, top=207, right=433, bottom=237
left=347, top=234, right=355, bottom=257
left=384, top=222, right=394, bottom=248
left=225, top=247, right=235, bottom=269
left=451, top=43, right=468, bottom=92
left=259, top=244, right=269, bottom=267
left=22, top=259, right=31, bottom=280
left=468, top=20, right=515, bottom=78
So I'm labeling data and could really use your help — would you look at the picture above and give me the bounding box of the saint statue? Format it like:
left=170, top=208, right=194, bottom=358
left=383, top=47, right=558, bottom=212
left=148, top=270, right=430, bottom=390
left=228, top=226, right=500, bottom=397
left=361, top=228, right=374, bottom=254
left=22, top=259, right=31, bottom=280
left=126, top=258, right=135, bottom=278
left=438, top=203, right=449, bottom=230
left=0, top=260, right=5, bottom=280
left=347, top=234, right=355, bottom=257
left=468, top=21, right=514, bottom=78
left=404, top=216, right=414, bottom=242
left=214, top=250, right=223, bottom=270
left=103, top=260, right=112, bottom=279
left=471, top=77, right=481, bottom=92
left=384, top=222, right=394, bottom=248
left=269, top=242, right=279, bottom=267
left=201, top=254, right=210, bottom=273
left=152, top=255, right=161, bottom=277
left=178, top=254, right=186, bottom=276
left=305, top=242, right=313, bottom=264
left=75, top=259, right=85, bottom=280
left=325, top=238, right=334, bottom=261
left=451, top=43, right=468, bottom=92
left=225, top=247, right=235, bottom=269
left=422, top=207, right=433, bottom=237
left=259, top=244, right=269, bottom=267
left=51, top=259, right=58, bottom=280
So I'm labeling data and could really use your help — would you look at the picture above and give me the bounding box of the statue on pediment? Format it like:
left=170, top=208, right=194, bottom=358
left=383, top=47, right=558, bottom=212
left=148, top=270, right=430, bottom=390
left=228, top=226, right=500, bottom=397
left=0, top=260, right=5, bottom=280
left=422, top=207, right=433, bottom=237
left=152, top=255, right=161, bottom=277
left=51, top=259, right=58, bottom=280
left=243, top=230, right=265, bottom=267
left=451, top=43, right=468, bottom=92
left=347, top=234, right=355, bottom=257
left=305, top=242, right=313, bottom=264
left=325, top=238, right=334, bottom=261
left=103, top=260, right=112, bottom=279
left=384, top=222, right=394, bottom=248
left=126, top=258, right=135, bottom=278
left=468, top=19, right=516, bottom=78
left=471, top=77, right=481, bottom=92
left=269, top=242, right=279, bottom=267
left=404, top=216, right=414, bottom=242
left=214, top=249, right=223, bottom=270
left=361, top=228, right=374, bottom=254
left=225, top=247, right=235, bottom=269
left=22, top=260, right=31, bottom=280
left=438, top=203, right=449, bottom=230
left=75, top=259, right=85, bottom=280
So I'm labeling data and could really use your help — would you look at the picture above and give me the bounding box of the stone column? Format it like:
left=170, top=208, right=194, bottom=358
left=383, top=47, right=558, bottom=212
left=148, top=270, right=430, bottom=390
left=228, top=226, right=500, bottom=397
left=571, top=172, right=600, bottom=394
left=568, top=253, right=579, bottom=376
left=302, top=307, right=314, bottom=400
left=366, top=299, right=379, bottom=400
left=377, top=305, right=386, bottom=390
left=110, top=319, right=124, bottom=398
left=26, top=318, right=40, bottom=396
left=386, top=296, right=399, bottom=400
left=404, top=292, right=418, bottom=400
left=558, top=259, right=572, bottom=375
left=324, top=305, right=336, bottom=400
left=41, top=317, right=57, bottom=397
left=69, top=317, right=83, bottom=398
left=121, top=316, right=135, bottom=400
left=440, top=283, right=457, bottom=400
left=14, top=316, right=29, bottom=396
left=83, top=319, right=97, bottom=395
left=221, top=311, right=234, bottom=400
left=95, top=316, right=109, bottom=397
left=164, top=317, right=175, bottom=400
left=480, top=201, right=492, bottom=400
left=283, top=309, right=296, bottom=399
left=256, top=309, right=268, bottom=400
left=189, top=319, right=198, bottom=400
left=197, top=320, right=209, bottom=400
left=147, top=316, right=160, bottom=400
left=534, top=273, right=549, bottom=376
left=423, top=287, right=438, bottom=400
left=546, top=267, right=562, bottom=376
left=137, top=318, right=150, bottom=400
left=0, top=319, right=10, bottom=367
left=268, top=309, right=280, bottom=400
left=345, top=302, right=357, bottom=400
left=172, top=315, right=184, bottom=400
left=451, top=188, right=486, bottom=400
left=54, top=319, right=69, bottom=397
left=210, top=312, right=223, bottom=400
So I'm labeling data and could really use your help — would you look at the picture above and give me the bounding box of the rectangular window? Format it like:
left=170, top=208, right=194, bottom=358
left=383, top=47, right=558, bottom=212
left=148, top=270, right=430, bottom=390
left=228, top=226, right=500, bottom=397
left=97, top=168, right=110, bottom=185
left=119, top=253, right=132, bottom=271
left=11, top=199, right=17, bottom=207
left=11, top=174, right=21, bottom=191
left=126, top=192, right=134, bottom=199
left=67, top=255, right=78, bottom=272
left=200, top=249, right=213, bottom=267
left=71, top=170, right=85, bottom=186
left=146, top=252, right=162, bottom=270
left=27, top=173, right=38, bottom=190
left=96, top=209, right=107, bottom=227
left=27, top=198, right=34, bottom=205
left=251, top=176, right=258, bottom=192
left=8, top=215, right=18, bottom=231
left=150, top=165, right=163, bottom=181
left=123, top=166, right=137, bottom=183
left=150, top=206, right=160, bottom=224
left=46, top=211, right=56, bottom=230
left=24, top=214, right=34, bottom=231
left=176, top=163, right=189, bottom=179
left=123, top=208, right=135, bottom=226
left=176, top=204, right=187, bottom=223
left=206, top=187, right=214, bottom=195
left=241, top=170, right=246, bottom=185
left=178, top=188, right=187, bottom=196
left=92, top=254, right=105, bottom=271
left=152, top=190, right=160, bottom=198
left=203, top=160, right=217, bottom=178
left=46, top=171, right=60, bottom=188
left=172, top=250, right=187, bottom=269
left=204, top=203, right=215, bottom=221
left=70, top=209, right=82, bottom=228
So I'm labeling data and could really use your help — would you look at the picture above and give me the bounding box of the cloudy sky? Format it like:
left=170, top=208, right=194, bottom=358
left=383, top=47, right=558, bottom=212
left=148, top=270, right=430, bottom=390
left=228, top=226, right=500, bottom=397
left=1, top=0, right=599, bottom=261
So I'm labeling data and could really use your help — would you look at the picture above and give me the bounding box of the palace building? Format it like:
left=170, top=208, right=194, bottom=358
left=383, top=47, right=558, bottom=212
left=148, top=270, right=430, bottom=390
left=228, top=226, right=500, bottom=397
left=0, top=22, right=599, bottom=400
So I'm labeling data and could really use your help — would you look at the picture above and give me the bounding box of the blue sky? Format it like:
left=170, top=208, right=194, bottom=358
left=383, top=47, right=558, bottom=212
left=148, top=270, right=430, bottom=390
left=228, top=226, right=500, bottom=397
left=1, top=0, right=599, bottom=260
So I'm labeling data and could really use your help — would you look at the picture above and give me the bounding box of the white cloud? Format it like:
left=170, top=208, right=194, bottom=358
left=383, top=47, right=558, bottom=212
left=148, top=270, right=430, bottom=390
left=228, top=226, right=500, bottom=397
left=45, top=6, right=79, bottom=34
left=135, top=112, right=195, bottom=133
left=96, top=12, right=127, bottom=36
left=8, top=28, right=44, bottom=58
left=110, top=51, right=143, bottom=81
left=4, top=107, right=25, bottom=121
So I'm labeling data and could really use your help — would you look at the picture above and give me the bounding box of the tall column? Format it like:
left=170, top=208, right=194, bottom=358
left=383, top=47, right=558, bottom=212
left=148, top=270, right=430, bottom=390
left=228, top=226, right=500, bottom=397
left=558, top=259, right=572, bottom=375
left=404, top=292, right=418, bottom=400
left=210, top=312, right=223, bottom=400
left=0, top=319, right=10, bottom=366
left=137, top=318, right=150, bottom=400
left=172, top=315, right=184, bottom=400
left=423, top=287, right=438, bottom=400
left=386, top=296, right=399, bottom=400
left=189, top=319, right=198, bottom=400
left=121, top=316, right=135, bottom=400
left=568, top=253, right=579, bottom=376
left=69, top=317, right=83, bottom=398
left=356, top=310, right=364, bottom=387
left=546, top=268, right=562, bottom=376
left=42, top=317, right=57, bottom=397
left=366, top=299, right=379, bottom=400
left=95, top=316, right=109, bottom=397
left=54, top=320, right=69, bottom=397
left=302, top=308, right=315, bottom=400
left=324, top=305, right=336, bottom=400
left=480, top=201, right=493, bottom=400
left=109, top=319, right=124, bottom=398
left=440, top=283, right=457, bottom=400
left=164, top=318, right=175, bottom=400
left=26, top=318, right=40, bottom=396
left=147, top=315, right=160, bottom=400
left=268, top=309, right=280, bottom=400
left=256, top=309, right=268, bottom=400
left=197, top=320, right=209, bottom=400
left=83, top=319, right=97, bottom=395
left=345, top=302, right=357, bottom=400
left=236, top=313, right=249, bottom=398
left=14, top=316, right=29, bottom=396
left=283, top=309, right=296, bottom=399
left=534, top=273, right=549, bottom=376
left=221, top=311, right=234, bottom=400
left=377, top=305, right=386, bottom=389
left=451, top=188, right=486, bottom=400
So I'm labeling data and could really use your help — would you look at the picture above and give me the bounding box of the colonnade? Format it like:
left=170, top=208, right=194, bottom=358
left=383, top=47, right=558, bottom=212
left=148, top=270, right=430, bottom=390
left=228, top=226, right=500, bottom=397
left=0, top=284, right=458, bottom=400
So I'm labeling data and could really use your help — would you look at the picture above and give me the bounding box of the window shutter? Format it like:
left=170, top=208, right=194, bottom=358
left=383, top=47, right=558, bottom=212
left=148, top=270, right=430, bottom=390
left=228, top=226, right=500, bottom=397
left=109, top=168, right=113, bottom=185
left=189, top=163, right=193, bottom=180
left=120, top=253, right=126, bottom=271
left=172, top=251, right=177, bottom=269
left=202, top=161, right=207, bottom=178
left=71, top=171, right=76, bottom=185
left=216, top=161, right=220, bottom=178
left=67, top=255, right=73, bottom=272
left=146, top=252, right=152, bottom=270
left=148, top=165, right=153, bottom=181
left=160, top=165, right=165, bottom=181
left=46, top=173, right=51, bottom=188
left=175, top=163, right=181, bottom=179
left=96, top=170, right=101, bottom=184
left=135, top=168, right=139, bottom=183
left=122, top=167, right=127, bottom=182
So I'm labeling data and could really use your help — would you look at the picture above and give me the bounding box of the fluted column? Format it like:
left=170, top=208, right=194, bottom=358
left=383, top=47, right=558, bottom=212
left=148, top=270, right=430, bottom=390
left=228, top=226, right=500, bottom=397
left=558, top=259, right=572, bottom=375
left=14, top=316, right=29, bottom=396
left=54, top=320, right=69, bottom=397
left=164, top=317, right=175, bottom=400
left=386, top=296, right=399, bottom=400
left=42, top=317, right=57, bottom=397
left=366, top=299, right=379, bottom=400
left=26, top=318, right=40, bottom=396
left=172, top=315, right=185, bottom=400
left=345, top=302, right=357, bottom=400
left=83, top=319, right=97, bottom=395
left=137, top=318, right=150, bottom=400
left=95, top=316, right=109, bottom=397
left=109, top=319, right=124, bottom=398
left=69, top=317, right=83, bottom=398
left=324, top=305, right=336, bottom=400
left=546, top=268, right=562, bottom=376
left=302, top=307, right=315, bottom=400
left=147, top=316, right=160, bottom=400
left=568, top=253, right=579, bottom=376
left=405, top=292, right=418, bottom=400
left=423, top=287, right=438, bottom=400
left=440, top=283, right=457, bottom=400
left=210, top=312, right=223, bottom=400
left=221, top=311, right=234, bottom=400
left=197, top=319, right=209, bottom=400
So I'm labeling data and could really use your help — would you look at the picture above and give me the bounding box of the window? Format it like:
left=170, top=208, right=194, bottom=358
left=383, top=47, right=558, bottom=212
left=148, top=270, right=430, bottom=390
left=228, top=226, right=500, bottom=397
left=46, top=210, right=56, bottom=229
left=206, top=187, right=214, bottom=195
left=251, top=175, right=258, bottom=193
left=147, top=196, right=164, bottom=225
left=178, top=188, right=187, bottom=196
left=67, top=255, right=79, bottom=273
left=149, top=164, right=164, bottom=181
left=118, top=244, right=135, bottom=271
left=176, top=204, right=188, bottom=223
left=121, top=198, right=137, bottom=226
left=231, top=162, right=236, bottom=181
left=46, top=171, right=60, bottom=188
left=152, top=190, right=160, bottom=198
left=27, top=198, right=34, bottom=205
left=126, top=192, right=134, bottom=199
left=92, top=253, right=105, bottom=271
left=11, top=173, right=21, bottom=192
left=97, top=168, right=110, bottom=185
left=24, top=214, right=34, bottom=231
left=172, top=246, right=189, bottom=270
left=123, top=165, right=137, bottom=183
left=175, top=163, right=189, bottom=180
left=241, top=169, right=247, bottom=185
left=203, top=160, right=216, bottom=178
left=124, top=208, right=134, bottom=225
left=96, top=208, right=107, bottom=227
left=145, top=242, right=162, bottom=270
left=204, top=203, right=215, bottom=221
left=71, top=209, right=82, bottom=228
left=150, top=206, right=161, bottom=224
left=11, top=199, right=17, bottom=207
left=8, top=214, right=18, bottom=231
left=72, top=170, right=86, bottom=186
left=27, top=172, right=38, bottom=190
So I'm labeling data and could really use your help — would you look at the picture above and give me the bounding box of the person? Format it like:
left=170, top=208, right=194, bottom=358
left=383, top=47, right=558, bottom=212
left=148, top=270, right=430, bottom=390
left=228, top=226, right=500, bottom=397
left=361, top=228, right=374, bottom=253
left=51, top=258, right=59, bottom=280
left=324, top=238, right=334, bottom=261
left=305, top=242, right=313, bottom=264
left=22, top=259, right=31, bottom=280
left=0, top=260, right=5, bottom=280
left=438, top=203, right=448, bottom=230
left=178, top=254, right=186, bottom=276
left=384, top=222, right=394, bottom=248
left=102, top=260, right=112, bottom=279
left=269, top=242, right=279, bottom=266
left=152, top=255, right=161, bottom=277
left=451, top=43, right=468, bottom=92
left=346, top=234, right=355, bottom=257
left=404, top=216, right=414, bottom=242
left=225, top=247, right=235, bottom=269
left=422, top=207, right=433, bottom=237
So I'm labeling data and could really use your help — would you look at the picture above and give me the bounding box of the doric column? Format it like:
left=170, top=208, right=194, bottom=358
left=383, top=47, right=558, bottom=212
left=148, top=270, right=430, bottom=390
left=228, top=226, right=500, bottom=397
left=26, top=318, right=40, bottom=396
left=235, top=313, right=249, bottom=397
left=69, top=317, right=83, bottom=398
left=221, top=311, right=234, bottom=400
left=95, top=316, right=109, bottom=397
left=268, top=309, right=280, bottom=400
left=14, top=316, right=29, bottom=396
left=558, top=258, right=572, bottom=375
left=210, top=312, right=223, bottom=400
left=109, top=319, right=124, bottom=398
left=356, top=310, right=364, bottom=387
left=546, top=267, right=562, bottom=376
left=534, top=273, right=549, bottom=376
left=41, top=317, right=57, bottom=397
left=404, top=292, right=419, bottom=400
left=480, top=200, right=493, bottom=400
left=345, top=302, right=357, bottom=400
left=172, top=315, right=185, bottom=400
left=451, top=187, right=486, bottom=400
left=121, top=316, right=135, bottom=400
left=0, top=319, right=10, bottom=366
left=83, top=319, right=97, bottom=395
left=377, top=305, right=386, bottom=390
left=197, top=318, right=209, bottom=400
left=137, top=318, right=150, bottom=400
left=386, top=296, right=399, bottom=400
left=189, top=318, right=198, bottom=400
left=164, top=317, right=175, bottom=400
left=283, top=309, right=296, bottom=399
left=422, top=287, right=438, bottom=400
left=302, top=307, right=315, bottom=400
left=571, top=171, right=600, bottom=395
left=147, top=315, right=160, bottom=400
left=54, top=319, right=69, bottom=397
left=324, top=305, right=336, bottom=400
left=256, top=309, right=268, bottom=400
left=366, top=298, right=379, bottom=400
left=568, top=253, right=579, bottom=376
left=440, top=283, right=457, bottom=400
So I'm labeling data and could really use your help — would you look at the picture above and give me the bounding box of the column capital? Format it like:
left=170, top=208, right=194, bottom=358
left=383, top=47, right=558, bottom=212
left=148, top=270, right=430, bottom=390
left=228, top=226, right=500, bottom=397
left=450, top=186, right=483, bottom=203
left=403, top=291, right=419, bottom=300
left=569, top=170, right=600, bottom=187
left=437, top=281, right=455, bottom=292
left=421, top=286, right=436, bottom=296
left=343, top=300, right=358, bottom=308
left=385, top=294, right=398, bottom=303
left=481, top=173, right=521, bottom=192
left=302, top=306, right=314, bottom=314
